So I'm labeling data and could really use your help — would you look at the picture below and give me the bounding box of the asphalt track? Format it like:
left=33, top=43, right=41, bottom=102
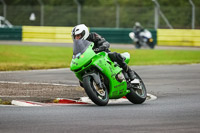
left=0, top=64, right=200, bottom=133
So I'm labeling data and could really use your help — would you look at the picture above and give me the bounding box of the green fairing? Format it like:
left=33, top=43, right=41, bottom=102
left=70, top=43, right=130, bottom=99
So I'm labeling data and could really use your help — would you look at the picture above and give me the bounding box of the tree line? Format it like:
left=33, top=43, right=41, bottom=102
left=4, top=0, right=200, bottom=6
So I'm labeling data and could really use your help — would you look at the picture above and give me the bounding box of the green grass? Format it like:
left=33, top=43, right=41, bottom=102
left=113, top=48, right=200, bottom=65
left=0, top=98, right=11, bottom=105
left=0, top=45, right=200, bottom=71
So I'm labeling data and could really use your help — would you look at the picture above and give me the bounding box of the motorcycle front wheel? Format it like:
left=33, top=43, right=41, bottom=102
left=135, top=42, right=141, bottom=49
left=83, top=76, right=109, bottom=106
left=126, top=71, right=147, bottom=104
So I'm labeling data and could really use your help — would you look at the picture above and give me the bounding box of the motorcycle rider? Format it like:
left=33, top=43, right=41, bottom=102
left=133, top=22, right=144, bottom=42
left=71, top=24, right=135, bottom=80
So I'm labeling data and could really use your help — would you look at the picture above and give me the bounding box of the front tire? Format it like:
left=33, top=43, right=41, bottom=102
left=83, top=76, right=109, bottom=106
left=126, top=71, right=147, bottom=104
left=135, top=42, right=141, bottom=49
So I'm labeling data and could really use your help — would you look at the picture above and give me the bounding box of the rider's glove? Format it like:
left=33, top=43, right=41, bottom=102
left=98, top=45, right=106, bottom=51
left=94, top=46, right=106, bottom=52
left=94, top=48, right=100, bottom=52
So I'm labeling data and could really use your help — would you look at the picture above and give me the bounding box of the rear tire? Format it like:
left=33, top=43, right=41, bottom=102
left=126, top=71, right=147, bottom=104
left=83, top=76, right=109, bottom=106
left=148, top=42, right=155, bottom=49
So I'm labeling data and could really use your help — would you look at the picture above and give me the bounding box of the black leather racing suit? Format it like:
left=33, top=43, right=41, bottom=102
left=86, top=32, right=134, bottom=80
left=133, top=26, right=144, bottom=43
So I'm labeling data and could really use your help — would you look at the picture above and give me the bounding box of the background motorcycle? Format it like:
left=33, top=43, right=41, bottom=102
left=129, top=29, right=155, bottom=49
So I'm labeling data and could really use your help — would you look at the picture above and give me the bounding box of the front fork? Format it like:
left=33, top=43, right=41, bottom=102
left=82, top=71, right=104, bottom=89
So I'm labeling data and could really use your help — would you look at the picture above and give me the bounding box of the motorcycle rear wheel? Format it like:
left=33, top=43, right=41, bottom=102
left=83, top=76, right=109, bottom=106
left=126, top=71, right=147, bottom=104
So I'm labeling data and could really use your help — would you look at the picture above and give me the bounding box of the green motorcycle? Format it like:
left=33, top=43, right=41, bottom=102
left=70, top=40, right=147, bottom=106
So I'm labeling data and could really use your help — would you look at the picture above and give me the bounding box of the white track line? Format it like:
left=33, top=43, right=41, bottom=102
left=0, top=81, right=77, bottom=87
left=147, top=93, right=157, bottom=101
left=0, top=68, right=70, bottom=73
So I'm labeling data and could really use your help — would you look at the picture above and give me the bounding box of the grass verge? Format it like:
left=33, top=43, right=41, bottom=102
left=0, top=98, right=11, bottom=105
left=0, top=45, right=200, bottom=71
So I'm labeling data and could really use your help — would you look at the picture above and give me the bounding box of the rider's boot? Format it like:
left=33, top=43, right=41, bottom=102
left=108, top=52, right=135, bottom=80
left=123, top=65, right=135, bottom=81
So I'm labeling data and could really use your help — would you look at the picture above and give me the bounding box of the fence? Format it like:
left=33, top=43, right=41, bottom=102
left=0, top=4, right=199, bottom=29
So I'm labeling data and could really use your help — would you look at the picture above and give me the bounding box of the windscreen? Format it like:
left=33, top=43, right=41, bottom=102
left=73, top=39, right=92, bottom=58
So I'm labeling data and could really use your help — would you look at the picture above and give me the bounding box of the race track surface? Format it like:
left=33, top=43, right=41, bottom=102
left=0, top=64, right=200, bottom=133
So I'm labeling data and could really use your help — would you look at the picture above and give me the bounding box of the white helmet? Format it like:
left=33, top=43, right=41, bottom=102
left=135, top=22, right=141, bottom=28
left=72, top=24, right=89, bottom=40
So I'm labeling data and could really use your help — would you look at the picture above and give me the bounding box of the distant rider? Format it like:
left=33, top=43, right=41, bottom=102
left=133, top=22, right=144, bottom=42
left=71, top=24, right=135, bottom=80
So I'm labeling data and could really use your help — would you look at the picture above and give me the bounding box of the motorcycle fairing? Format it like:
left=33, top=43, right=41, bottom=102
left=70, top=40, right=128, bottom=99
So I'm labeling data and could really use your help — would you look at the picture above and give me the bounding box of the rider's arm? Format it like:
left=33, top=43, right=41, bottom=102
left=88, top=32, right=110, bottom=52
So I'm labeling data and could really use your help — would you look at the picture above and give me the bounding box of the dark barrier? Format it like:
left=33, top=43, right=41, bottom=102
left=0, top=27, right=22, bottom=40
left=90, top=28, right=157, bottom=44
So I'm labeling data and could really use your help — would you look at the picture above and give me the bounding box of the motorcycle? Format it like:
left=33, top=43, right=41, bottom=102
left=129, top=29, right=155, bottom=49
left=70, top=39, right=147, bottom=106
